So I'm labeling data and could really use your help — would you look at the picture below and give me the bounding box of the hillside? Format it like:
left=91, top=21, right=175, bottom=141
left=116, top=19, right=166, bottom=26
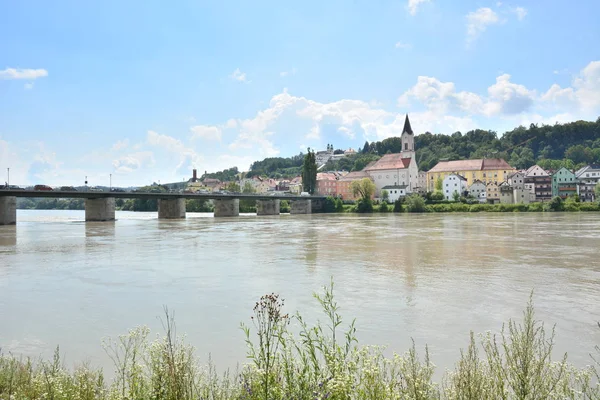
left=204, top=118, right=600, bottom=179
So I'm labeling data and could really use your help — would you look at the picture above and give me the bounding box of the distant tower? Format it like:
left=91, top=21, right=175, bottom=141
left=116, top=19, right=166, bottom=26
left=400, top=114, right=415, bottom=158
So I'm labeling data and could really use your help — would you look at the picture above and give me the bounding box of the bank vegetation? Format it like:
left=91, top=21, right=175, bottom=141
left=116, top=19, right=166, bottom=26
left=1, top=281, right=599, bottom=399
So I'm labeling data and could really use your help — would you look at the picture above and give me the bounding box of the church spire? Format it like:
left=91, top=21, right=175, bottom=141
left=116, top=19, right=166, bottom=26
left=402, top=114, right=413, bottom=135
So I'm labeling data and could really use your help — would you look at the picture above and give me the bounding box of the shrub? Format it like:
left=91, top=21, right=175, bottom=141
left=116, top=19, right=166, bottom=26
left=528, top=202, right=544, bottom=212
left=323, top=196, right=337, bottom=213
left=393, top=199, right=404, bottom=213
left=280, top=200, right=290, bottom=213
left=580, top=202, right=600, bottom=211
left=405, top=194, right=427, bottom=213
left=335, top=197, right=344, bottom=212
left=378, top=202, right=390, bottom=212
left=564, top=202, right=580, bottom=212
left=544, top=196, right=565, bottom=212
left=355, top=198, right=373, bottom=213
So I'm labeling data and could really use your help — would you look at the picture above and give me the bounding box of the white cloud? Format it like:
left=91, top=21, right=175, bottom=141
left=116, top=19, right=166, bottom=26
left=111, top=139, right=129, bottom=151
left=147, top=130, right=203, bottom=174
left=306, top=125, right=320, bottom=139
left=395, top=41, right=412, bottom=49
left=224, top=119, right=238, bottom=129
left=24, top=82, right=34, bottom=90
left=112, top=151, right=155, bottom=174
left=280, top=68, right=297, bottom=77
left=230, top=68, right=248, bottom=83
left=0, top=68, right=48, bottom=80
left=466, top=7, right=499, bottom=43
left=486, top=74, right=535, bottom=115
left=407, top=0, right=430, bottom=16
left=513, top=6, right=527, bottom=21
left=573, top=60, right=600, bottom=111
left=190, top=125, right=222, bottom=141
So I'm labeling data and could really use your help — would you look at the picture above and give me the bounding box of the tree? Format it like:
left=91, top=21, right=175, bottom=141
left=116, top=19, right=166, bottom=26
left=226, top=182, right=241, bottom=192
left=452, top=191, right=461, bottom=202
left=405, top=194, right=427, bottom=213
left=350, top=178, right=376, bottom=201
left=381, top=189, right=389, bottom=203
left=595, top=182, right=600, bottom=199
left=301, top=149, right=317, bottom=194
left=242, top=182, right=255, bottom=194
left=361, top=141, right=370, bottom=154
left=435, top=177, right=443, bottom=192
left=544, top=196, right=564, bottom=212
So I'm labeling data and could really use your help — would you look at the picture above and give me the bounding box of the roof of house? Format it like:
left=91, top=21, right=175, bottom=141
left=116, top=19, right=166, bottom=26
left=507, top=171, right=524, bottom=179
left=402, top=114, right=413, bottom=135
left=338, top=170, right=370, bottom=181
left=470, top=179, right=485, bottom=185
left=428, top=158, right=512, bottom=173
left=525, top=165, right=550, bottom=177
left=364, top=153, right=411, bottom=171
left=444, top=173, right=467, bottom=181
left=316, top=172, right=338, bottom=181
left=482, top=158, right=513, bottom=170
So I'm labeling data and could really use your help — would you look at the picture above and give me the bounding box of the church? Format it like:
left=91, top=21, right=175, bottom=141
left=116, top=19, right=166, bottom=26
left=363, top=114, right=419, bottom=196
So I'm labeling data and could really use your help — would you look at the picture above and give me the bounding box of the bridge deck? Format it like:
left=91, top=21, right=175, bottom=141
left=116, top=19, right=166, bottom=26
left=0, top=190, right=324, bottom=201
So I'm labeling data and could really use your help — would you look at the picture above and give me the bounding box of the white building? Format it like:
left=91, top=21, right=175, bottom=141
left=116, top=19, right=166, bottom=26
left=443, top=173, right=468, bottom=200
left=575, top=164, right=600, bottom=202
left=469, top=180, right=487, bottom=202
left=508, top=171, right=525, bottom=189
left=364, top=114, right=419, bottom=195
left=382, top=185, right=407, bottom=202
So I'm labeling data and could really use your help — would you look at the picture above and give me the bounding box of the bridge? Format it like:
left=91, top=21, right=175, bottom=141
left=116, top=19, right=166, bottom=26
left=0, top=190, right=327, bottom=225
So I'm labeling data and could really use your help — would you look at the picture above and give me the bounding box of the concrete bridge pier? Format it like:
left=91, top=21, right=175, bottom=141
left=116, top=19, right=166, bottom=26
left=158, top=198, right=186, bottom=219
left=290, top=199, right=312, bottom=214
left=310, top=198, right=325, bottom=213
left=256, top=199, right=280, bottom=216
left=214, top=198, right=239, bottom=217
left=85, top=198, right=116, bottom=221
left=0, top=196, right=17, bottom=225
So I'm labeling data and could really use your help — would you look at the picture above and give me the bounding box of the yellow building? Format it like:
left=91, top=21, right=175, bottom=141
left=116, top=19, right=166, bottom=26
left=426, top=158, right=515, bottom=192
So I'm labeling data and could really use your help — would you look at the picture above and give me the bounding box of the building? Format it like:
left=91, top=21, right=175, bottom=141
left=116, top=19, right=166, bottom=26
left=336, top=171, right=371, bottom=200
left=486, top=181, right=500, bottom=204
left=508, top=171, right=525, bottom=189
left=289, top=176, right=302, bottom=194
left=364, top=114, right=418, bottom=195
left=443, top=173, right=468, bottom=200
left=202, top=178, right=221, bottom=188
left=316, top=172, right=339, bottom=196
left=575, top=164, right=600, bottom=202
left=382, top=185, right=407, bottom=202
left=427, top=158, right=515, bottom=192
left=416, top=171, right=427, bottom=194
left=469, top=180, right=487, bottom=202
left=499, top=182, right=514, bottom=204
left=524, top=165, right=552, bottom=202
left=552, top=167, right=577, bottom=199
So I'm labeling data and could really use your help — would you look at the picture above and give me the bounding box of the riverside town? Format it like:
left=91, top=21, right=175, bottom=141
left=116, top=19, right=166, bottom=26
left=2, top=1, right=600, bottom=399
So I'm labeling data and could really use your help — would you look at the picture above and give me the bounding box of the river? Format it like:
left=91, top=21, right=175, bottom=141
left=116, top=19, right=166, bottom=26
left=0, top=210, right=599, bottom=376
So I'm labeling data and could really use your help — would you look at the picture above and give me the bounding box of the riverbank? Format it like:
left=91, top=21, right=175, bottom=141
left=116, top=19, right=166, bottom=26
left=1, top=283, right=598, bottom=399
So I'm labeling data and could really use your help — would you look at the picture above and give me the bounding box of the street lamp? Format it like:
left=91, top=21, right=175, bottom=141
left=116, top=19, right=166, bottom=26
left=85, top=176, right=88, bottom=191
left=110, top=173, right=112, bottom=191
left=7, top=167, right=9, bottom=188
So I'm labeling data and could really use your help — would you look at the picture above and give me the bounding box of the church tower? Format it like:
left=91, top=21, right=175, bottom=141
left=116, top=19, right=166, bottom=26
left=400, top=114, right=415, bottom=158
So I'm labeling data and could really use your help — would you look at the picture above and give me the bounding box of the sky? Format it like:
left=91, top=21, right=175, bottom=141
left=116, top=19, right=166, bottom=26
left=1, top=0, right=599, bottom=187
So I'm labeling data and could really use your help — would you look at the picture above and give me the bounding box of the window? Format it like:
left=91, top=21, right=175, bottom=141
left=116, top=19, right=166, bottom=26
left=404, top=143, right=408, bottom=150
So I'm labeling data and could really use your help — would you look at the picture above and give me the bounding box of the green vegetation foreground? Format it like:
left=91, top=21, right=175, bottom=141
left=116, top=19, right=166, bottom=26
left=1, top=281, right=599, bottom=399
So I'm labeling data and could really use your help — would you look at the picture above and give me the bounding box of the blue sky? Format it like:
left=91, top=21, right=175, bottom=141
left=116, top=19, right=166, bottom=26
left=1, top=0, right=599, bottom=186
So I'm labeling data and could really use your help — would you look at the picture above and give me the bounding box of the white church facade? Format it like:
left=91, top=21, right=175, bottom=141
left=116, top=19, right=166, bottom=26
left=364, top=115, right=419, bottom=196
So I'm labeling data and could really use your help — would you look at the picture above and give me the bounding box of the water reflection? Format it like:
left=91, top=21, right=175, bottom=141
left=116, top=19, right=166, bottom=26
left=85, top=221, right=115, bottom=243
left=0, top=226, right=17, bottom=247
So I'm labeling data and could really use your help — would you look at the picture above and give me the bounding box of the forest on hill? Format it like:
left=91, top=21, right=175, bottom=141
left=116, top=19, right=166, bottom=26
left=203, top=118, right=600, bottom=180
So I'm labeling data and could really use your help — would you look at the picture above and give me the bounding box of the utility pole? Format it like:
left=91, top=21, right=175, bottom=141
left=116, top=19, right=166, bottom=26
left=7, top=167, right=9, bottom=188
left=110, top=173, right=112, bottom=191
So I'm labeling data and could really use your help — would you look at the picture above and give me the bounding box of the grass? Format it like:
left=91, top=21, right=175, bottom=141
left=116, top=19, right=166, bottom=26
left=1, top=281, right=599, bottom=399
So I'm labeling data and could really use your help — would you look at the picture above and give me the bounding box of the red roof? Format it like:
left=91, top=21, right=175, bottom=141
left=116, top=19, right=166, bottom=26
left=429, top=158, right=512, bottom=173
left=364, top=154, right=411, bottom=171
